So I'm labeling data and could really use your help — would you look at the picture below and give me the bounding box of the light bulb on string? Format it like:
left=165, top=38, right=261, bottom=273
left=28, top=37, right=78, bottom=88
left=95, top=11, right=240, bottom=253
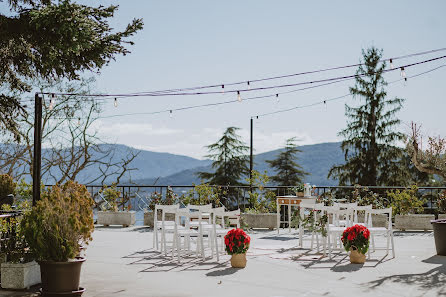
left=221, top=85, right=225, bottom=94
left=247, top=81, right=250, bottom=90
left=389, top=59, right=394, bottom=69
left=275, top=94, right=279, bottom=102
left=114, top=97, right=118, bottom=107
left=256, top=116, right=259, bottom=119
left=77, top=117, right=81, bottom=125
left=400, top=67, right=406, bottom=78
left=324, top=100, right=327, bottom=109
left=404, top=77, right=408, bottom=86
left=237, top=91, right=242, bottom=102
left=169, top=110, right=173, bottom=118
left=49, top=93, right=55, bottom=111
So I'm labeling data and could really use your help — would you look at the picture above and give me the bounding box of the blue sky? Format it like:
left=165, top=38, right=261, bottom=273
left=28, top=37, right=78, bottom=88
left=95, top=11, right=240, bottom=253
left=11, top=1, right=446, bottom=158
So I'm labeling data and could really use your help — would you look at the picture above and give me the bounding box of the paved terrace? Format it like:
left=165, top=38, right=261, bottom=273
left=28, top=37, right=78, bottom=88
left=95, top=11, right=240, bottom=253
left=1, top=227, right=445, bottom=297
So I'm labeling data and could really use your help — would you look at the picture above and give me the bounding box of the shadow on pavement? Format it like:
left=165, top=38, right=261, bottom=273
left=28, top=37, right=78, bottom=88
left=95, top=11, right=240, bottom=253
left=363, top=255, right=446, bottom=295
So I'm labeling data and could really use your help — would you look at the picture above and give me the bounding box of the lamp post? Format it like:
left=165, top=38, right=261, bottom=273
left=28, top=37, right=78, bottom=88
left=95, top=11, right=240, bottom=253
left=249, top=117, right=254, bottom=192
left=32, top=93, right=42, bottom=206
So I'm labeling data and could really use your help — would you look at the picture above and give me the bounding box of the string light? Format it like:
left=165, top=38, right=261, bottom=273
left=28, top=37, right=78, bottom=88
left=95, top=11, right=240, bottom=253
left=35, top=50, right=446, bottom=100
left=389, top=59, right=394, bottom=69
left=276, top=93, right=279, bottom=102
left=237, top=91, right=242, bottom=102
left=247, top=81, right=250, bottom=90
left=114, top=98, right=118, bottom=107
left=400, top=67, right=406, bottom=78
left=49, top=93, right=55, bottom=111
left=221, top=84, right=225, bottom=94
left=169, top=110, right=173, bottom=118
left=77, top=117, right=81, bottom=125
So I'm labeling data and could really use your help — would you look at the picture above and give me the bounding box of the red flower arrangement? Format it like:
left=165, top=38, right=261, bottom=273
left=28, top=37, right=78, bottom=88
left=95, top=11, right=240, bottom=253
left=224, top=228, right=250, bottom=255
left=341, top=224, right=370, bottom=254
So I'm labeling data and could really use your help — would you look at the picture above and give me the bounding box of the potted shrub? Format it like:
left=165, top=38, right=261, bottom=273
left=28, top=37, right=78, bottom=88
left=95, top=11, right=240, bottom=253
left=390, top=185, right=434, bottom=231
left=0, top=174, right=16, bottom=207
left=292, top=184, right=305, bottom=197
left=341, top=224, right=370, bottom=264
left=21, top=181, right=94, bottom=295
left=0, top=202, right=40, bottom=289
left=97, top=184, right=135, bottom=227
left=224, top=228, right=250, bottom=268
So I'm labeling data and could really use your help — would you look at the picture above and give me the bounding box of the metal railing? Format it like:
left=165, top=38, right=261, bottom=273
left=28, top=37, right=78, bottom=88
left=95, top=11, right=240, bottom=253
left=80, top=184, right=446, bottom=213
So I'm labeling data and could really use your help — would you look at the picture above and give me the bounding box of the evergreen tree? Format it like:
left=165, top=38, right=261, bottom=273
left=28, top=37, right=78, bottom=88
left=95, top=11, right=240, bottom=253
left=328, top=47, right=406, bottom=186
left=198, top=127, right=249, bottom=186
left=0, top=0, right=143, bottom=138
left=266, top=137, right=308, bottom=186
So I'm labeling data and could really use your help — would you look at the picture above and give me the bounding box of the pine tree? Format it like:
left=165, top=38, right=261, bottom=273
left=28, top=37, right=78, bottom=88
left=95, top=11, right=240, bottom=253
left=266, top=137, right=308, bottom=186
left=198, top=127, right=249, bottom=186
left=328, top=47, right=406, bottom=186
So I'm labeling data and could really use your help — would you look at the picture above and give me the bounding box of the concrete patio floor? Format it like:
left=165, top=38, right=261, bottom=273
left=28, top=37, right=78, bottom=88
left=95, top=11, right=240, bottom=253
left=1, top=227, right=444, bottom=297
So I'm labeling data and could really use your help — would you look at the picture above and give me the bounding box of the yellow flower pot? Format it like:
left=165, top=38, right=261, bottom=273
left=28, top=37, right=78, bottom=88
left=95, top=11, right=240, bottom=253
left=349, top=249, right=366, bottom=264
left=230, top=253, right=247, bottom=268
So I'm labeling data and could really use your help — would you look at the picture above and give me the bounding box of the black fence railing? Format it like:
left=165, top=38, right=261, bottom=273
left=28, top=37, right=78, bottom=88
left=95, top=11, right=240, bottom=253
left=78, top=184, right=446, bottom=213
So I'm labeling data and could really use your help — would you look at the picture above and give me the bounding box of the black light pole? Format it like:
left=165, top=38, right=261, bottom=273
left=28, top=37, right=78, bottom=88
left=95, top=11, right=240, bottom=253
left=32, top=93, right=42, bottom=206
left=249, top=117, right=253, bottom=192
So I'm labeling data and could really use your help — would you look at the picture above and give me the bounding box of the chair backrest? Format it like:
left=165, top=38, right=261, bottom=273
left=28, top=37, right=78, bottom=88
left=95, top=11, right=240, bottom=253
left=352, top=205, right=373, bottom=223
left=175, top=208, right=205, bottom=230
left=365, top=207, right=392, bottom=229
left=225, top=209, right=241, bottom=228
left=326, top=208, right=354, bottom=227
left=154, top=204, right=179, bottom=226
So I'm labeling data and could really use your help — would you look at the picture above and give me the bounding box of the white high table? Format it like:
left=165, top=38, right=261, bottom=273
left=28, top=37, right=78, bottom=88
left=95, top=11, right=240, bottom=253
left=276, top=195, right=317, bottom=233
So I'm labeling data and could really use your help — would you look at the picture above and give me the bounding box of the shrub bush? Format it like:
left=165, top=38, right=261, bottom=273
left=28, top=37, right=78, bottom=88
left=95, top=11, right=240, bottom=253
left=388, top=185, right=425, bottom=216
left=0, top=174, right=16, bottom=199
left=21, top=181, right=94, bottom=262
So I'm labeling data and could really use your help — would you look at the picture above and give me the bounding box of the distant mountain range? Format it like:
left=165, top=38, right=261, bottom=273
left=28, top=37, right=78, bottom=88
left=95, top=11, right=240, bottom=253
left=1, top=142, right=344, bottom=186
left=132, top=142, right=344, bottom=186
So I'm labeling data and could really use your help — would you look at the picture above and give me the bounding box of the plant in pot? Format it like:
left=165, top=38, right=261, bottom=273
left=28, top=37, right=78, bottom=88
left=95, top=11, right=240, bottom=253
left=0, top=174, right=16, bottom=207
left=97, top=184, right=135, bottom=227
left=291, top=184, right=305, bottom=197
left=341, top=224, right=370, bottom=264
left=224, top=228, right=250, bottom=268
left=389, top=185, right=432, bottom=231
left=0, top=201, right=41, bottom=289
left=20, top=181, right=94, bottom=296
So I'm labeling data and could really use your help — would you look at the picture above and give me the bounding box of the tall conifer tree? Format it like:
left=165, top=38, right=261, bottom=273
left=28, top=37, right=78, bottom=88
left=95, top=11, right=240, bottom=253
left=198, top=127, right=249, bottom=186
left=328, top=47, right=406, bottom=186
left=266, top=137, right=308, bottom=186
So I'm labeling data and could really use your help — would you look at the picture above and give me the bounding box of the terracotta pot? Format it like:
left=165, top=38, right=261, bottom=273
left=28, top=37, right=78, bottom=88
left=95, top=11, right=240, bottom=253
left=39, top=257, right=85, bottom=295
left=296, top=192, right=304, bottom=197
left=230, top=253, right=247, bottom=268
left=349, top=249, right=366, bottom=264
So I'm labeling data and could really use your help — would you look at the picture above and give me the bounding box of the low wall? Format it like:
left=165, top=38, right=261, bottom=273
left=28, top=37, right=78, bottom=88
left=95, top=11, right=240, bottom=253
left=395, top=214, right=435, bottom=231
left=97, top=211, right=136, bottom=227
left=241, top=213, right=277, bottom=230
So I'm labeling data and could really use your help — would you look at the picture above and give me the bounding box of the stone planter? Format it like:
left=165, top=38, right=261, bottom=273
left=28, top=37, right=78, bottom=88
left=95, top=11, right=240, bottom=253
left=357, top=214, right=389, bottom=228
left=241, top=213, right=276, bottom=229
left=97, top=211, right=136, bottom=227
left=395, top=214, right=435, bottom=231
left=143, top=211, right=175, bottom=228
left=438, top=214, right=446, bottom=220
left=1, top=261, right=41, bottom=289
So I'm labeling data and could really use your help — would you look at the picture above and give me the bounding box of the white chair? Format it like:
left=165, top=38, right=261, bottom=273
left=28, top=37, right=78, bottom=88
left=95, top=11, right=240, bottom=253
left=326, top=207, right=354, bottom=259
left=173, top=208, right=205, bottom=263
left=153, top=204, right=179, bottom=252
left=211, top=207, right=232, bottom=261
left=352, top=205, right=373, bottom=225
left=365, top=208, right=395, bottom=258
left=297, top=201, right=320, bottom=248
left=333, top=202, right=358, bottom=209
